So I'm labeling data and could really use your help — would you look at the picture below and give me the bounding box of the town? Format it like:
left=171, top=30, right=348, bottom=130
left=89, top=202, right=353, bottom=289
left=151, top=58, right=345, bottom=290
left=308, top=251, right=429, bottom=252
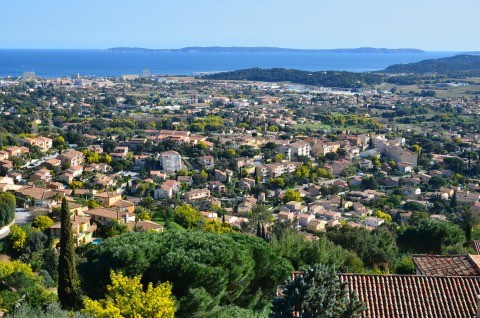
left=1, top=70, right=480, bottom=317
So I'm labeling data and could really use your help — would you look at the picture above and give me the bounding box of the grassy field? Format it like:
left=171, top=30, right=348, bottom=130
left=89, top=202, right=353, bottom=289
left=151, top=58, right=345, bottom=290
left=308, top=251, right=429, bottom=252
left=459, top=77, right=480, bottom=83
left=291, top=123, right=332, bottom=130
left=291, top=123, right=370, bottom=133
left=379, top=82, right=480, bottom=99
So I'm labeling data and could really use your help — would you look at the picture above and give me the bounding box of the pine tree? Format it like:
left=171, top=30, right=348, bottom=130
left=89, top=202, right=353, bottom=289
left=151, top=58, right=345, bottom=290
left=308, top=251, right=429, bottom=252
left=271, top=264, right=366, bottom=318
left=58, top=197, right=79, bottom=310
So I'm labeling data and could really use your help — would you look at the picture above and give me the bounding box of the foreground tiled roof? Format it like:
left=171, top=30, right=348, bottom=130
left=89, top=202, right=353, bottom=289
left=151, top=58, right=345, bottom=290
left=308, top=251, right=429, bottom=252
left=412, top=254, right=480, bottom=276
left=339, top=274, right=480, bottom=318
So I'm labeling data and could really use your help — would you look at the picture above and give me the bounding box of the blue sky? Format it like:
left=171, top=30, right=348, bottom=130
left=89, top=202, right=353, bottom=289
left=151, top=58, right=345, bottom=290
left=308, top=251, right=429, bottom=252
left=2, top=0, right=479, bottom=51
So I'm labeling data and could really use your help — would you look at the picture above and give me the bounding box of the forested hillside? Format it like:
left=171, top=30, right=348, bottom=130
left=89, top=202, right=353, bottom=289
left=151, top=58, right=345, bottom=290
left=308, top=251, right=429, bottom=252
left=385, top=54, right=480, bottom=77
left=202, top=68, right=384, bottom=88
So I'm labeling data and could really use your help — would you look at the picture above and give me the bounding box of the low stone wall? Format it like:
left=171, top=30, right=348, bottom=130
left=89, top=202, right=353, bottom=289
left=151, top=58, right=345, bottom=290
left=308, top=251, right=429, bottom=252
left=0, top=220, right=15, bottom=239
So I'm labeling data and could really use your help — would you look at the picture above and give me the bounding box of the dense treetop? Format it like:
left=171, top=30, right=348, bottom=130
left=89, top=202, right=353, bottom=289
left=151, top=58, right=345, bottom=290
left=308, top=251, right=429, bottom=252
left=79, top=231, right=292, bottom=317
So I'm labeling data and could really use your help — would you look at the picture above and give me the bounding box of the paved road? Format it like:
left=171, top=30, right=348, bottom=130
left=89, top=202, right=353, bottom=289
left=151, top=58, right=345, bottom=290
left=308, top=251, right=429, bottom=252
left=15, top=208, right=33, bottom=225
left=22, top=152, right=59, bottom=169
left=0, top=208, right=35, bottom=239
left=0, top=209, right=34, bottom=239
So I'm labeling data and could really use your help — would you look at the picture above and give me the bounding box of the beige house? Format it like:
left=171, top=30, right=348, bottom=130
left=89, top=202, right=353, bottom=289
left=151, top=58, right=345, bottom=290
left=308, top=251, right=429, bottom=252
left=50, top=214, right=96, bottom=247
left=312, top=141, right=341, bottom=156
left=58, top=149, right=85, bottom=167
left=0, top=176, right=22, bottom=192
left=306, top=219, right=326, bottom=232
left=86, top=207, right=135, bottom=225
left=239, top=178, right=256, bottom=190
left=199, top=156, right=214, bottom=169
left=285, top=201, right=307, bottom=213
left=94, top=192, right=122, bottom=208
left=110, top=199, right=135, bottom=214
left=299, top=213, right=315, bottom=227
left=7, top=146, right=29, bottom=157
left=362, top=216, right=385, bottom=228
left=183, top=189, right=210, bottom=202
left=150, top=170, right=167, bottom=182
left=110, top=146, right=129, bottom=160
left=24, top=137, right=53, bottom=152
left=278, top=211, right=295, bottom=221
left=154, top=180, right=180, bottom=199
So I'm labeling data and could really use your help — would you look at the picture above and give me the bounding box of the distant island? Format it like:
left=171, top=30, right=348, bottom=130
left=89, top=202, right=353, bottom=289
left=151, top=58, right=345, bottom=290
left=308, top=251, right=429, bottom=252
left=106, top=46, right=425, bottom=54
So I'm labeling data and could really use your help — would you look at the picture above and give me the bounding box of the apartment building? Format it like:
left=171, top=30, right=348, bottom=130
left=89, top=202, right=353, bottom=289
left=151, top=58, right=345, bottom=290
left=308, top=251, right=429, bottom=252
left=255, top=162, right=301, bottom=182
left=58, top=149, right=85, bottom=167
left=160, top=151, right=182, bottom=173
left=280, top=141, right=311, bottom=161
left=24, top=137, right=53, bottom=152
left=384, top=146, right=418, bottom=168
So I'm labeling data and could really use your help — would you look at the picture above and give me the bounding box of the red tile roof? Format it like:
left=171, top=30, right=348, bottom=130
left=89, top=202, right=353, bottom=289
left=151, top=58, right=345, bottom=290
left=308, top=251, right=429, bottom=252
left=412, top=254, right=480, bottom=276
left=127, top=220, right=163, bottom=232
left=339, top=274, right=480, bottom=318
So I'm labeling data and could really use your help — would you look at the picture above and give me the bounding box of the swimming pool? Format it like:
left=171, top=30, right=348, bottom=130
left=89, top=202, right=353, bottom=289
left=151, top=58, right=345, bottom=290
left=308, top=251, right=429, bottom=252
left=92, top=238, right=104, bottom=245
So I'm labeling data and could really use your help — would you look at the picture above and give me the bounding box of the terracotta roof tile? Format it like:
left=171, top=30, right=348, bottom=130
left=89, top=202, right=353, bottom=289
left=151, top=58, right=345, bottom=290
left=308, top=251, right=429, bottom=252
left=284, top=272, right=480, bottom=317
left=412, top=254, right=480, bottom=276
left=339, top=274, right=480, bottom=318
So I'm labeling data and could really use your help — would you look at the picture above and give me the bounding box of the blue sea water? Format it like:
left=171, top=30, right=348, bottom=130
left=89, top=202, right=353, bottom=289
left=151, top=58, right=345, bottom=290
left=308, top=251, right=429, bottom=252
left=0, top=49, right=459, bottom=78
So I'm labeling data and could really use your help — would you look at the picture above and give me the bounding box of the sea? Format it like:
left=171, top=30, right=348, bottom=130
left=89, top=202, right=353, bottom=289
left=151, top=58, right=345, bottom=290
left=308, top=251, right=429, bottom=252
left=0, top=49, right=460, bottom=78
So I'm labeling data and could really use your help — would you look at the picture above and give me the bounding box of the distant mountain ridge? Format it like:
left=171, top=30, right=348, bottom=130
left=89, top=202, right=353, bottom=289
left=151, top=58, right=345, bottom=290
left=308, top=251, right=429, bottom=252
left=106, top=46, right=425, bottom=54
left=385, top=54, right=480, bottom=76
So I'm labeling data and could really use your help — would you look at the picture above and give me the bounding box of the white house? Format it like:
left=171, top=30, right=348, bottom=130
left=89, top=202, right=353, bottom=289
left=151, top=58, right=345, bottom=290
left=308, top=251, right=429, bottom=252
left=362, top=216, right=385, bottom=228
left=160, top=151, right=182, bottom=173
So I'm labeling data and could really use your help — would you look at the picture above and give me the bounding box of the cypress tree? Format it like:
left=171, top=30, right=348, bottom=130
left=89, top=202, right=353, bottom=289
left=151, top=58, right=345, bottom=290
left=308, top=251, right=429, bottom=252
left=256, top=221, right=262, bottom=238
left=261, top=224, right=266, bottom=240
left=450, top=191, right=457, bottom=209
left=140, top=164, right=146, bottom=179
left=58, top=197, right=79, bottom=310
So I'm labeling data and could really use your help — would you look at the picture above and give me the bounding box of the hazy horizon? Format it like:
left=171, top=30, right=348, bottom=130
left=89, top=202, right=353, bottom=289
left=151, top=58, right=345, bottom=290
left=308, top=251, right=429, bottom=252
left=0, top=46, right=466, bottom=52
